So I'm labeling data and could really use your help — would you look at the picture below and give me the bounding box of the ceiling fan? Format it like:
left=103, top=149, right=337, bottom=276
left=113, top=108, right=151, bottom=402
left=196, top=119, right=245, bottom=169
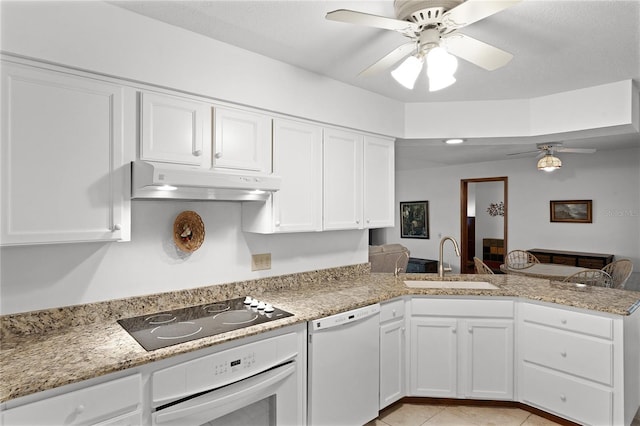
left=508, top=143, right=597, bottom=172
left=325, top=0, right=521, bottom=91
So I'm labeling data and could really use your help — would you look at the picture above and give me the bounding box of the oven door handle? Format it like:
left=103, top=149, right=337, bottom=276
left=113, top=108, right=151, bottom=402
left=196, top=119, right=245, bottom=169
left=154, top=362, right=295, bottom=425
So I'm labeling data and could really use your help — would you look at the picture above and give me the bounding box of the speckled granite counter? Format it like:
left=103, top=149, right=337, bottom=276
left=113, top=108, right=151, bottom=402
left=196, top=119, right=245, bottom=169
left=2, top=264, right=639, bottom=403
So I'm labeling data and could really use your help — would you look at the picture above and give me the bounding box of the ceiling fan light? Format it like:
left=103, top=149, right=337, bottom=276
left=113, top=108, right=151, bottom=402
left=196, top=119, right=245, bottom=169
left=391, top=55, right=424, bottom=89
left=427, top=46, right=458, bottom=79
left=429, top=74, right=456, bottom=92
left=537, top=154, right=562, bottom=172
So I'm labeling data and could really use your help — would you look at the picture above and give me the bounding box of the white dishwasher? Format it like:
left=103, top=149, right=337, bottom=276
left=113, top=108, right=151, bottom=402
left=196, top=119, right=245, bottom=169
left=308, top=303, right=381, bottom=426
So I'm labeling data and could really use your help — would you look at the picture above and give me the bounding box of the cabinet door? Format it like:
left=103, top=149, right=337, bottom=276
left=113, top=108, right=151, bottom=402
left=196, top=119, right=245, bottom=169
left=380, top=319, right=406, bottom=409
left=272, top=119, right=322, bottom=232
left=213, top=107, right=271, bottom=173
left=140, top=91, right=207, bottom=166
left=463, top=319, right=514, bottom=400
left=410, top=318, right=458, bottom=397
left=364, top=136, right=395, bottom=228
left=1, top=374, right=141, bottom=425
left=1, top=61, right=129, bottom=245
left=323, top=128, right=363, bottom=230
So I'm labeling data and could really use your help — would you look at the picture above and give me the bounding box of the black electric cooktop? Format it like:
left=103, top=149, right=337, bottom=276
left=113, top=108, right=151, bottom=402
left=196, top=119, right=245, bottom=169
left=117, top=296, right=293, bottom=351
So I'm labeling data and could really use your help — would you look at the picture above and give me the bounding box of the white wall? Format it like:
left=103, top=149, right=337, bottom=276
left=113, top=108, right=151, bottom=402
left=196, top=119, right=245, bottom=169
left=385, top=147, right=640, bottom=284
left=404, top=81, right=639, bottom=140
left=0, top=201, right=368, bottom=314
left=0, top=1, right=404, bottom=137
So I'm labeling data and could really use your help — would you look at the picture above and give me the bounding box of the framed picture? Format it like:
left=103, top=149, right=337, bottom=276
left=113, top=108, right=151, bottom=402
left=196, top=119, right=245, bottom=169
left=550, top=200, right=593, bottom=223
left=400, top=201, right=429, bottom=238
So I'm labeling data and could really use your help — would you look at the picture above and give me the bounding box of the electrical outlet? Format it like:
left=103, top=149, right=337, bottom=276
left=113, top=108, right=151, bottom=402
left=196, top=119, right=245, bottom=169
left=251, top=253, right=271, bottom=271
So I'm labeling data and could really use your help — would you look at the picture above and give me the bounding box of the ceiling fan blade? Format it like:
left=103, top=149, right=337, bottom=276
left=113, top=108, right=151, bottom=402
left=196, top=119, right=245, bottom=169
left=506, top=150, right=540, bottom=157
left=556, top=148, right=597, bottom=154
left=359, top=42, right=416, bottom=76
left=442, top=0, right=522, bottom=30
left=443, top=33, right=513, bottom=71
left=326, top=9, right=419, bottom=36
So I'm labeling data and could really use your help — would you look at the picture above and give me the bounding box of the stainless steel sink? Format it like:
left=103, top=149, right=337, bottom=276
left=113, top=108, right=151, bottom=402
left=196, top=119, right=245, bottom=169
left=404, top=280, right=499, bottom=290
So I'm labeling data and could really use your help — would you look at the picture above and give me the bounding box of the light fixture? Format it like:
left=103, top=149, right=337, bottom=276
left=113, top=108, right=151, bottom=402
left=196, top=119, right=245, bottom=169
left=391, top=55, right=424, bottom=89
left=445, top=138, right=464, bottom=144
left=537, top=154, right=562, bottom=172
left=426, top=47, right=458, bottom=92
left=157, top=184, right=178, bottom=191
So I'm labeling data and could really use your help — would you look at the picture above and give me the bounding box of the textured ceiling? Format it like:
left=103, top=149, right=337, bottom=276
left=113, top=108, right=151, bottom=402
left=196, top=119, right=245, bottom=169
left=111, top=0, right=640, bottom=167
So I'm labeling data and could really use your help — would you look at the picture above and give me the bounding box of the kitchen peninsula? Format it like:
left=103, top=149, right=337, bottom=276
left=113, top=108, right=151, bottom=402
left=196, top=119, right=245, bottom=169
left=1, top=265, right=639, bottom=426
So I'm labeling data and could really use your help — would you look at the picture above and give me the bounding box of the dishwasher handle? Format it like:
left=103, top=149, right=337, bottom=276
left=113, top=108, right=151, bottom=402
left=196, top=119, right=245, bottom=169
left=310, top=304, right=380, bottom=332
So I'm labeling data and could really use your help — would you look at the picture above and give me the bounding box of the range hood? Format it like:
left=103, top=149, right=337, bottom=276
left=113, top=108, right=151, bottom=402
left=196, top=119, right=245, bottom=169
left=131, top=160, right=281, bottom=201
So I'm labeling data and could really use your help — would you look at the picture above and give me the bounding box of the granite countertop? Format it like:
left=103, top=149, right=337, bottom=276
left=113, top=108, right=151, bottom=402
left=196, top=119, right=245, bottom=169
left=1, top=266, right=639, bottom=404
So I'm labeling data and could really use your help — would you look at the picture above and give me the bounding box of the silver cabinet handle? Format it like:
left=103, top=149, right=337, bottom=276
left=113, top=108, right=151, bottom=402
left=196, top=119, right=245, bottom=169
left=112, top=224, right=122, bottom=231
left=215, top=152, right=223, bottom=159
left=193, top=149, right=202, bottom=157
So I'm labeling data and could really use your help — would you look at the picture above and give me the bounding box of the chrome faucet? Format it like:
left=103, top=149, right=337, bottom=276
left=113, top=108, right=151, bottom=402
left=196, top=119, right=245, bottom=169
left=438, top=236, right=461, bottom=278
left=394, top=251, right=410, bottom=277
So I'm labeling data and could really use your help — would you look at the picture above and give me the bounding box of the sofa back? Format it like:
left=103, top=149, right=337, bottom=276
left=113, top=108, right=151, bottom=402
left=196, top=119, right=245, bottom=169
left=369, top=244, right=410, bottom=273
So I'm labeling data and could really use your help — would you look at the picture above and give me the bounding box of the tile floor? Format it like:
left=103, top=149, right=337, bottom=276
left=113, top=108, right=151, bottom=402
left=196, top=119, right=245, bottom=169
left=366, top=403, right=562, bottom=426
left=368, top=402, right=640, bottom=426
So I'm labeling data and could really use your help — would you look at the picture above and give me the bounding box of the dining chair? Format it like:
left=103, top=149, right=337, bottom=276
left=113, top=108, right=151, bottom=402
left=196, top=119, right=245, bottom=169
left=563, top=269, right=613, bottom=288
left=473, top=257, right=494, bottom=274
left=602, top=259, right=634, bottom=289
left=505, top=250, right=540, bottom=269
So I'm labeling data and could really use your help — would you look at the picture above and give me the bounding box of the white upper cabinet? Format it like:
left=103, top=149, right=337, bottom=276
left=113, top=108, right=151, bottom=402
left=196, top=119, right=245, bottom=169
left=213, top=106, right=271, bottom=173
left=364, top=136, right=395, bottom=228
left=140, top=91, right=209, bottom=167
left=323, top=128, right=364, bottom=230
left=1, top=60, right=131, bottom=245
left=242, top=119, right=322, bottom=233
left=243, top=124, right=395, bottom=234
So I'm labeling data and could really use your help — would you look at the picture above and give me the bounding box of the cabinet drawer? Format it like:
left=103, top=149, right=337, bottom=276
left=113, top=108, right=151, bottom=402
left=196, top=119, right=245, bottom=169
left=534, top=254, right=552, bottom=263
left=578, top=258, right=606, bottom=268
left=522, top=324, right=612, bottom=385
left=380, top=299, right=405, bottom=323
left=412, top=298, right=513, bottom=318
left=522, top=364, right=612, bottom=426
left=1, top=374, right=141, bottom=426
left=553, top=255, right=576, bottom=265
left=521, top=303, right=612, bottom=339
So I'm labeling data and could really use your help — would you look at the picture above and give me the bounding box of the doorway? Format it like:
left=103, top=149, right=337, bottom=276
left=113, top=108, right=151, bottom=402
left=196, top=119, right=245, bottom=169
left=460, top=177, right=508, bottom=274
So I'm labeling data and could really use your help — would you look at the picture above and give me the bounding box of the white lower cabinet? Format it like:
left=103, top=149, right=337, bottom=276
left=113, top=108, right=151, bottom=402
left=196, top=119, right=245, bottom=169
left=379, top=299, right=406, bottom=409
left=518, top=302, right=636, bottom=426
left=1, top=374, right=141, bottom=426
left=409, top=298, right=514, bottom=400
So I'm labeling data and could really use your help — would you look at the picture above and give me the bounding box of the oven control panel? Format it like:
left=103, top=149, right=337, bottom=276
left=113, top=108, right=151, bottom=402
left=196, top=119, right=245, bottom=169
left=152, top=332, right=298, bottom=407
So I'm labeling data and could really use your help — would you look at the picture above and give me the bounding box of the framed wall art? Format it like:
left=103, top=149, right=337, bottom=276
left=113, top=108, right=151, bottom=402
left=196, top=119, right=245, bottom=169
left=550, top=200, right=592, bottom=223
left=400, top=201, right=429, bottom=239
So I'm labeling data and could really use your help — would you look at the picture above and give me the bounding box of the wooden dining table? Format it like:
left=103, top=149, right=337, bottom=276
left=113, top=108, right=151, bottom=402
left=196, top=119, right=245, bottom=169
left=499, top=263, right=589, bottom=280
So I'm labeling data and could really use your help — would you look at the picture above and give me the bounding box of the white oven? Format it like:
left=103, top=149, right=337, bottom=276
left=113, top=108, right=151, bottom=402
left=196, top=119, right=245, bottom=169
left=151, top=329, right=303, bottom=426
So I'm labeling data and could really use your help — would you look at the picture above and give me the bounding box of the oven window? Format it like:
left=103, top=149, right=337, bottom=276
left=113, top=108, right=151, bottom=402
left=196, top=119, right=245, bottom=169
left=200, top=395, right=276, bottom=426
